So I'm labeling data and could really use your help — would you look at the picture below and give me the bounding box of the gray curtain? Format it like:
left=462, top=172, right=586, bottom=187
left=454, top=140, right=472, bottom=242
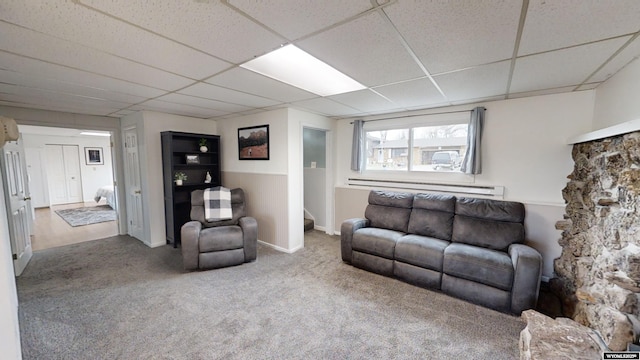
left=461, top=107, right=485, bottom=174
left=350, top=120, right=364, bottom=172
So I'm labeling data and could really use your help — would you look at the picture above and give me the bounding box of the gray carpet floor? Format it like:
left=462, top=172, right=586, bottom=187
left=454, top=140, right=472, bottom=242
left=17, top=230, right=524, bottom=359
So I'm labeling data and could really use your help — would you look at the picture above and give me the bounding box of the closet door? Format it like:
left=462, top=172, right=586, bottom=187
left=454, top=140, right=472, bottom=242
left=45, top=144, right=83, bottom=205
left=45, top=145, right=67, bottom=205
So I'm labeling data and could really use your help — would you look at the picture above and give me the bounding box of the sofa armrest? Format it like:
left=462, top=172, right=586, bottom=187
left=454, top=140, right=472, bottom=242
left=181, top=221, right=202, bottom=271
left=340, top=218, right=370, bottom=263
left=508, top=243, right=543, bottom=314
left=239, top=216, right=258, bottom=262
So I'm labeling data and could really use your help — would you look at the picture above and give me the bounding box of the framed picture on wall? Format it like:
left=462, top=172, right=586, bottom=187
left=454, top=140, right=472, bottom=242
left=238, top=124, right=269, bottom=160
left=84, top=147, right=104, bottom=165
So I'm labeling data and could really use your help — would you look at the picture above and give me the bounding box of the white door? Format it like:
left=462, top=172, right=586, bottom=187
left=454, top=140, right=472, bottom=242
left=25, top=147, right=49, bottom=208
left=1, top=137, right=33, bottom=276
left=63, top=145, right=82, bottom=203
left=45, top=144, right=83, bottom=205
left=45, top=145, right=67, bottom=204
left=124, top=128, right=144, bottom=241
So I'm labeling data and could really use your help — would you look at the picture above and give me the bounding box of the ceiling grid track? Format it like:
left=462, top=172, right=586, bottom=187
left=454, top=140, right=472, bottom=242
left=505, top=0, right=529, bottom=99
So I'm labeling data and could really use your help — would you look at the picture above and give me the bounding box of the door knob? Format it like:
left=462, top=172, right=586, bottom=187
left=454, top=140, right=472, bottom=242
left=23, top=197, right=31, bottom=201
left=134, top=190, right=141, bottom=194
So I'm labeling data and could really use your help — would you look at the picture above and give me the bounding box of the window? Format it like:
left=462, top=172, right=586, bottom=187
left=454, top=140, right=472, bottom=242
left=365, top=123, right=468, bottom=172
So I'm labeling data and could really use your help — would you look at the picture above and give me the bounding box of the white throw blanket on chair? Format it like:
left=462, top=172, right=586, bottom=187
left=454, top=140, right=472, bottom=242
left=203, top=186, right=233, bottom=222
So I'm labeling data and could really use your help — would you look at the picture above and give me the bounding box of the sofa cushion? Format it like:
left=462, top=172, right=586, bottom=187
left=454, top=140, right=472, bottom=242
left=365, top=191, right=413, bottom=232
left=452, top=215, right=524, bottom=251
left=443, top=243, right=514, bottom=291
left=352, top=227, right=404, bottom=259
left=199, top=225, right=244, bottom=252
left=395, top=234, right=449, bottom=271
left=407, top=193, right=455, bottom=240
left=455, top=197, right=525, bottom=223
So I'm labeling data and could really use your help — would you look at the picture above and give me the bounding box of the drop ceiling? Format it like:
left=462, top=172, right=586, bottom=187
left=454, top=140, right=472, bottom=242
left=1, top=0, right=639, bottom=120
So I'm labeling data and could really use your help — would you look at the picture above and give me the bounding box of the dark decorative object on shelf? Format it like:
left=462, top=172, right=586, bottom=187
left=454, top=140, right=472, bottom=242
left=161, top=131, right=221, bottom=247
left=238, top=124, right=269, bottom=160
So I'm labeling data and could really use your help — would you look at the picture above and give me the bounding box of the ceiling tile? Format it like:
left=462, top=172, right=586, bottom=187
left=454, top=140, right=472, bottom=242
left=0, top=1, right=231, bottom=80
left=508, top=85, right=578, bottom=99
left=510, top=37, right=630, bottom=94
left=590, top=37, right=640, bottom=83
left=136, top=99, right=229, bottom=119
left=434, top=61, right=511, bottom=102
left=0, top=22, right=193, bottom=91
left=291, top=98, right=361, bottom=117
left=327, top=89, right=402, bottom=113
left=0, top=52, right=167, bottom=99
left=155, top=93, right=249, bottom=114
left=384, top=0, right=521, bottom=74
left=298, top=12, right=424, bottom=87
left=0, top=83, right=131, bottom=109
left=178, top=82, right=281, bottom=108
left=228, top=0, right=372, bottom=39
left=206, top=67, right=317, bottom=103
left=78, top=0, right=284, bottom=64
left=519, top=0, right=640, bottom=56
left=0, top=69, right=148, bottom=105
left=0, top=93, right=124, bottom=116
left=373, top=78, right=446, bottom=108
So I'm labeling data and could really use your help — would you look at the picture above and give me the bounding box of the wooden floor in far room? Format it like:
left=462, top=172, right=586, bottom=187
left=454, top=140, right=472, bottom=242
left=31, top=201, right=119, bottom=251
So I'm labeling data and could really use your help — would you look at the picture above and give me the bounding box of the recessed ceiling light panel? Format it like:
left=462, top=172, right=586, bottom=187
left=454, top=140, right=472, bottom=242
left=241, top=45, right=366, bottom=97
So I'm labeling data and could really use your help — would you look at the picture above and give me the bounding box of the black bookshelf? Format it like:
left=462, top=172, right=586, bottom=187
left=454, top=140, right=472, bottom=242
left=161, top=131, right=221, bottom=247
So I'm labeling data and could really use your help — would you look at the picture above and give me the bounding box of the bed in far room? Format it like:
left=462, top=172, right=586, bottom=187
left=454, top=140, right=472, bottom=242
left=94, top=185, right=116, bottom=209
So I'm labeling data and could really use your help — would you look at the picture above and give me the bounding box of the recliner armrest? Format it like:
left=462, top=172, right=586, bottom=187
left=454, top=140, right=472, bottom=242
left=239, top=216, right=258, bottom=262
left=508, top=243, right=543, bottom=314
left=181, top=221, right=202, bottom=271
left=340, top=218, right=370, bottom=263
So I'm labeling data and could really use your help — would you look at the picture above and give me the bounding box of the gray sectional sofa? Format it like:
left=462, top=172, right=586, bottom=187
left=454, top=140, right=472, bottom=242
left=341, top=190, right=542, bottom=314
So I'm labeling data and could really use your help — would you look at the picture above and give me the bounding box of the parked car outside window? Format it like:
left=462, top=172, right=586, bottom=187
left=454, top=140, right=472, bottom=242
left=431, top=151, right=461, bottom=170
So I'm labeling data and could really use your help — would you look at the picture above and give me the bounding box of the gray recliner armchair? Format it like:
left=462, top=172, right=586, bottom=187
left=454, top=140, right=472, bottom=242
left=181, top=188, right=257, bottom=271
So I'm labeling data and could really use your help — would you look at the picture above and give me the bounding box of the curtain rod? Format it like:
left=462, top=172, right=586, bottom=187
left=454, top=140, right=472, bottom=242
left=349, top=107, right=486, bottom=124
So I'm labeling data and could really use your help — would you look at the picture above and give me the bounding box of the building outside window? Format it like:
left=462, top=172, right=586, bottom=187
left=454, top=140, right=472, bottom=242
left=365, top=123, right=468, bottom=172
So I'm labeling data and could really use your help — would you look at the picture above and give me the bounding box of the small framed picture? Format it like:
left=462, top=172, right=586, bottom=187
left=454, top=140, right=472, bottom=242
left=185, top=154, right=200, bottom=164
left=85, top=147, right=104, bottom=165
left=238, top=124, right=269, bottom=160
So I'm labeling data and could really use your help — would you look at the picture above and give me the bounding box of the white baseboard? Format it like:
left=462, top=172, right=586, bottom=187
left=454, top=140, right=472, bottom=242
left=334, top=231, right=341, bottom=236
left=313, top=225, right=326, bottom=232
left=258, top=240, right=303, bottom=254
left=541, top=275, right=550, bottom=283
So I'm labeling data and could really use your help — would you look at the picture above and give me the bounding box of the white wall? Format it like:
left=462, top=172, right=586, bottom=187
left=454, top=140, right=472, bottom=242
left=21, top=133, right=113, bottom=204
left=0, top=174, right=22, bottom=359
left=121, top=111, right=217, bottom=248
left=593, top=58, right=640, bottom=129
left=334, top=91, right=595, bottom=279
left=218, top=109, right=292, bottom=250
left=218, top=108, right=333, bottom=252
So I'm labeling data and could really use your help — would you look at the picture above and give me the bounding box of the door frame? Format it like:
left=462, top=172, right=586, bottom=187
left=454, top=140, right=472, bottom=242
left=5, top=120, right=127, bottom=237
left=300, top=124, right=334, bottom=237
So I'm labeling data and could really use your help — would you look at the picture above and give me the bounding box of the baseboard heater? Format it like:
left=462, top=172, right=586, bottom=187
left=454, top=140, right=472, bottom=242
left=347, top=178, right=505, bottom=197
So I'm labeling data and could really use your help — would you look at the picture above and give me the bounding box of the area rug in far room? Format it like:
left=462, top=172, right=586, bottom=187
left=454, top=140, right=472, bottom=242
left=55, top=205, right=116, bottom=227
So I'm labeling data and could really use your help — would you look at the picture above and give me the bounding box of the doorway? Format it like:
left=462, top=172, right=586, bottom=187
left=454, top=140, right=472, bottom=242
left=19, top=125, right=119, bottom=251
left=302, top=127, right=328, bottom=233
